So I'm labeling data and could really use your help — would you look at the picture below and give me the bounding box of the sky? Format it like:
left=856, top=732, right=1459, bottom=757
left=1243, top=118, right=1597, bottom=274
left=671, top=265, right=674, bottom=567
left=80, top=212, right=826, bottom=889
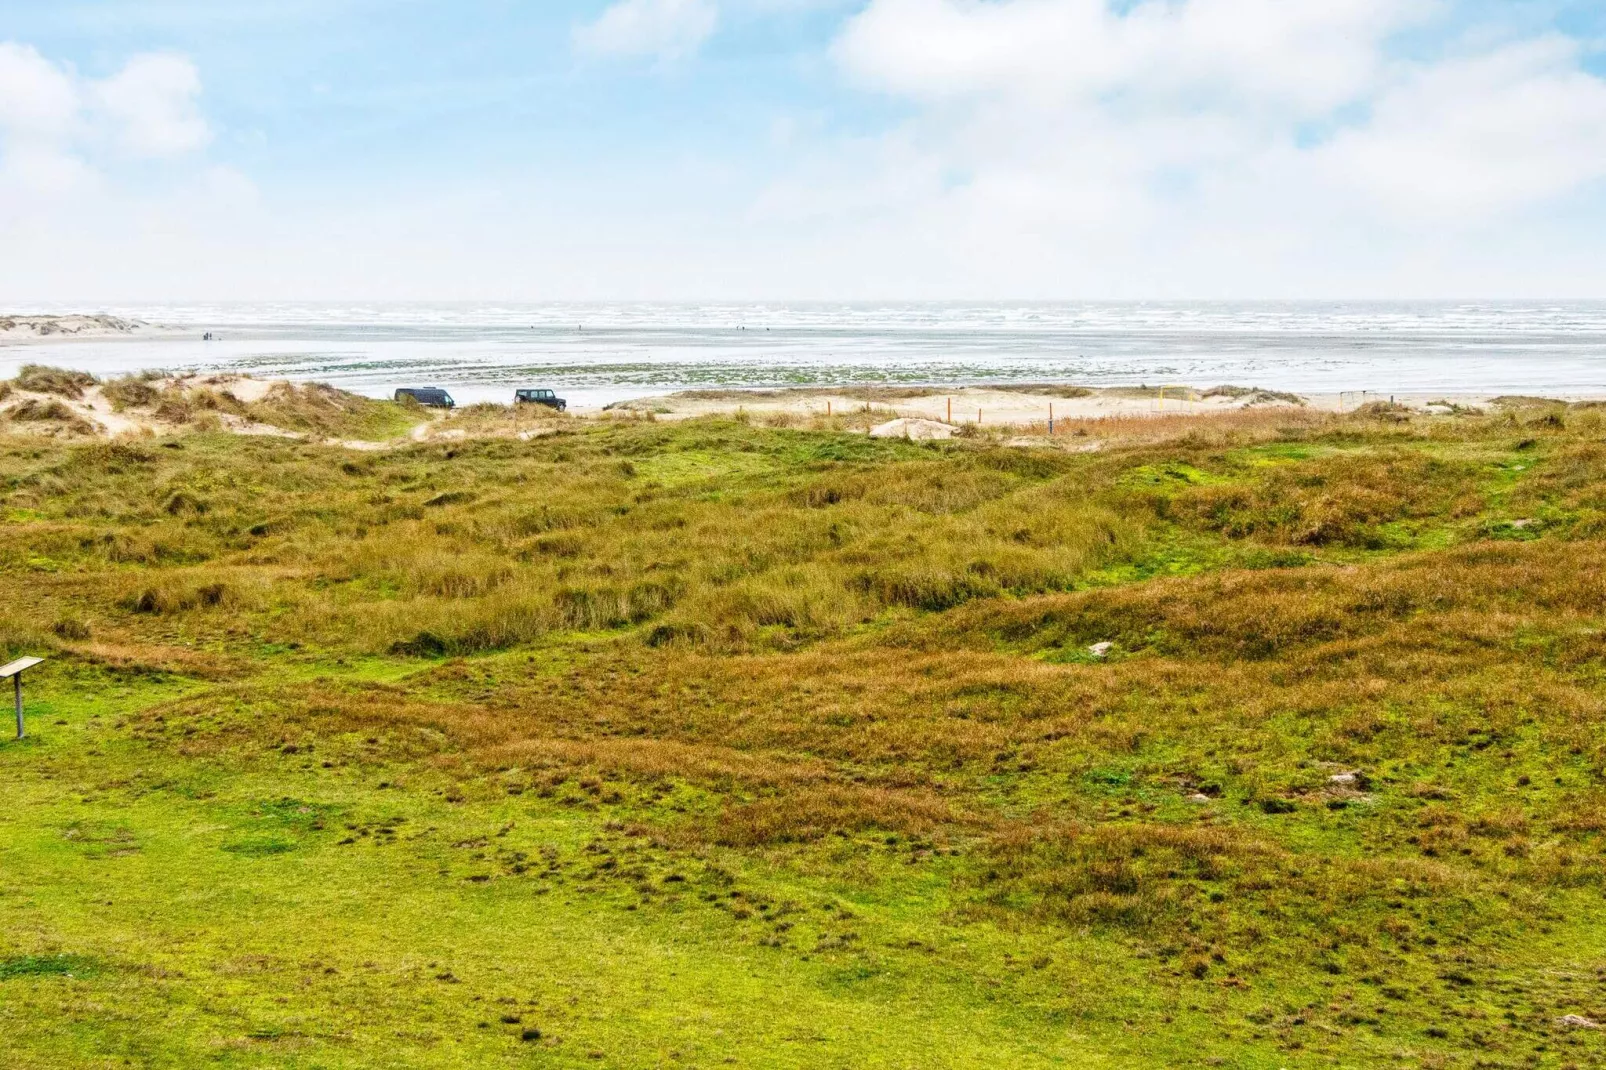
left=2, top=0, right=1606, bottom=302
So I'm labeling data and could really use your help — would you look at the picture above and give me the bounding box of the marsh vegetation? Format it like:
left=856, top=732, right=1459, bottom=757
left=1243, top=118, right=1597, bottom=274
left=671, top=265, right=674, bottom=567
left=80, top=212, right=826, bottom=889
left=2, top=382, right=1605, bottom=1068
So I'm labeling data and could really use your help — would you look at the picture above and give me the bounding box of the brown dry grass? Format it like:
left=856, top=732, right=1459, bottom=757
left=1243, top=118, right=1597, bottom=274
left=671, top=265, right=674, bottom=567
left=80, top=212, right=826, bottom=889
left=10, top=406, right=1606, bottom=977
left=15, top=364, right=96, bottom=398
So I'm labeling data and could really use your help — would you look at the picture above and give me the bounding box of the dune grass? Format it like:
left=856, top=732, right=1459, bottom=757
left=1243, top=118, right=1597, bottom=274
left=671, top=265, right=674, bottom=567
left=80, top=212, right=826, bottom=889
left=3, top=366, right=417, bottom=442
left=2, top=397, right=1605, bottom=1068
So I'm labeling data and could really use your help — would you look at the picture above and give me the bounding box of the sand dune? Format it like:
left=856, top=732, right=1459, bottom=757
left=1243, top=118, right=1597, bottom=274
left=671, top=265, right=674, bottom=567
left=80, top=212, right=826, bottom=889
left=0, top=363, right=1580, bottom=451
left=0, top=314, right=151, bottom=340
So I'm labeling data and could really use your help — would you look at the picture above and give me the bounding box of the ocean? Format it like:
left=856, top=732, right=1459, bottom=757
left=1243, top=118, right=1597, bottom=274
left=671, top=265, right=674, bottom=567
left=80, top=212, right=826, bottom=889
left=6, top=301, right=1606, bottom=406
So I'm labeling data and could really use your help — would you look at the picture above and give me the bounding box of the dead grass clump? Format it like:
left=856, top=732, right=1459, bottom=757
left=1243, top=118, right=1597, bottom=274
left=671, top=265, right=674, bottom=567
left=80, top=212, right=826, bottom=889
left=15, top=364, right=96, bottom=398
left=72, top=442, right=156, bottom=471
left=986, top=820, right=1267, bottom=930
left=437, top=402, right=569, bottom=437
left=102, top=375, right=163, bottom=411
left=125, top=582, right=225, bottom=615
left=247, top=382, right=363, bottom=434
left=794, top=463, right=1015, bottom=515
left=115, top=571, right=265, bottom=616
left=4, top=399, right=96, bottom=434
left=708, top=786, right=958, bottom=846
left=365, top=571, right=678, bottom=655
left=1352, top=400, right=1413, bottom=422
left=69, top=641, right=242, bottom=679
left=555, top=580, right=681, bottom=631
left=1052, top=406, right=1331, bottom=447
left=993, top=384, right=1095, bottom=399
left=383, top=595, right=552, bottom=657
left=8, top=398, right=78, bottom=422
left=1203, top=385, right=1306, bottom=406
left=658, top=566, right=869, bottom=647
left=957, top=538, right=1606, bottom=661
left=854, top=565, right=998, bottom=612
left=151, top=384, right=248, bottom=424
left=51, top=617, right=91, bottom=641
left=1490, top=396, right=1567, bottom=410
left=1174, top=450, right=1478, bottom=547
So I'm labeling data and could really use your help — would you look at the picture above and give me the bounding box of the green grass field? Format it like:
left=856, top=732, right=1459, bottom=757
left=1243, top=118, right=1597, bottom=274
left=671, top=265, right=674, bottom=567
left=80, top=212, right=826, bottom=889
left=3, top=386, right=1605, bottom=1068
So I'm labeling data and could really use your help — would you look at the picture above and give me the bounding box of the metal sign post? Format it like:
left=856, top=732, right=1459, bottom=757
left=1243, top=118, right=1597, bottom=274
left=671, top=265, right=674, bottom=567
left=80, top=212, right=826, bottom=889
left=0, top=657, right=44, bottom=740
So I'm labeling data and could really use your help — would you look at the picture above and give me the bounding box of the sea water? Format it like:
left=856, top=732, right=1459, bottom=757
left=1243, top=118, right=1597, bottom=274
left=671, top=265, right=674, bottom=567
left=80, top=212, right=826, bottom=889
left=5, top=301, right=1606, bottom=406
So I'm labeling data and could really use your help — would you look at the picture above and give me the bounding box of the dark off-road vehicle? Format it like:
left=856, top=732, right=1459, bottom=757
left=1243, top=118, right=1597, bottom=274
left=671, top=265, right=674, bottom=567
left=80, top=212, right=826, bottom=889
left=395, top=387, right=455, bottom=409
left=515, top=388, right=567, bottom=412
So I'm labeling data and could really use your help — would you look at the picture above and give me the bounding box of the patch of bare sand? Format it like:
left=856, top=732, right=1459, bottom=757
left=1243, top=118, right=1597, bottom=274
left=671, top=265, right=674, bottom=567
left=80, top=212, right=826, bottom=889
left=187, top=374, right=278, bottom=403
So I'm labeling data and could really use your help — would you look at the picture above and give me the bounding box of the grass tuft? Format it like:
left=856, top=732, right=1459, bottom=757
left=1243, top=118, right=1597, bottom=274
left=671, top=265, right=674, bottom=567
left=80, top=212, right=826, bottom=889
left=14, top=364, right=96, bottom=398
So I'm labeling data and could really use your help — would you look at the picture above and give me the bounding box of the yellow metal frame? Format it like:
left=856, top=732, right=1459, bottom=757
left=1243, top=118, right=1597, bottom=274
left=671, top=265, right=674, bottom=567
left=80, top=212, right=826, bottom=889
left=1155, top=385, right=1197, bottom=412
left=1338, top=390, right=1373, bottom=413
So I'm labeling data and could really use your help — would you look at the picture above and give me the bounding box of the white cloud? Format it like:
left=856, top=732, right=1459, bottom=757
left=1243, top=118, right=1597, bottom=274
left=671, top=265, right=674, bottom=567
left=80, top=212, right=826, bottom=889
left=92, top=52, right=210, bottom=156
left=5, top=6, right=1606, bottom=301
left=571, top=0, right=849, bottom=61
left=0, top=42, right=80, bottom=138
left=0, top=43, right=91, bottom=197
left=1316, top=36, right=1606, bottom=218
left=779, top=0, right=1606, bottom=295
left=834, top=0, right=1434, bottom=113
left=574, top=0, right=719, bottom=60
left=0, top=42, right=211, bottom=165
left=0, top=42, right=229, bottom=285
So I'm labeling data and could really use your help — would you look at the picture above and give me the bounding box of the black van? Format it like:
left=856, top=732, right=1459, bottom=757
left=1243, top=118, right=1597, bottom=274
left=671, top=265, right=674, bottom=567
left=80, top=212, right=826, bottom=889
left=395, top=387, right=455, bottom=409
left=514, top=388, right=567, bottom=412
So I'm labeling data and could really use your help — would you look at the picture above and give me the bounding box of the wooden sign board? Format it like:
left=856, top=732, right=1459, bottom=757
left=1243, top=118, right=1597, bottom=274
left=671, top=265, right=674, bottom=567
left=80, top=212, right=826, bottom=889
left=0, top=657, right=43, bottom=679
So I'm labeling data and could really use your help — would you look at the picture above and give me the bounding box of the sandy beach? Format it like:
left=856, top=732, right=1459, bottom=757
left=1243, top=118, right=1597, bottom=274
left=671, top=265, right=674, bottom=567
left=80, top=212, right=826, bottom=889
left=602, top=383, right=1560, bottom=423
left=0, top=365, right=1587, bottom=455
left=1, top=315, right=1598, bottom=441
left=6, top=306, right=1606, bottom=413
